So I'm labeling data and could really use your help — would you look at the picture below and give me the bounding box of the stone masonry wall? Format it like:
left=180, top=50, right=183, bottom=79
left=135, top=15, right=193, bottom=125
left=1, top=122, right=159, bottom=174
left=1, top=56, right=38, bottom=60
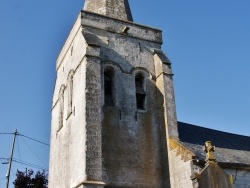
left=81, top=11, right=162, bottom=44
left=49, top=19, right=89, bottom=187
left=84, top=0, right=133, bottom=21
left=101, top=74, right=167, bottom=187
left=50, top=10, right=172, bottom=188
left=56, top=13, right=82, bottom=70
left=224, top=168, right=250, bottom=188
left=99, top=31, right=167, bottom=188
left=84, top=0, right=106, bottom=15
left=168, top=149, right=194, bottom=188
left=81, top=11, right=169, bottom=187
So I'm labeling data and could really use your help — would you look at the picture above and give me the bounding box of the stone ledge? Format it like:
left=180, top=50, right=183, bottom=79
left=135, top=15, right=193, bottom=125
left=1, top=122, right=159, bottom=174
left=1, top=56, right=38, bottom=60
left=74, top=181, right=105, bottom=188
left=169, top=138, right=196, bottom=162
left=81, top=10, right=163, bottom=44
left=83, top=181, right=105, bottom=185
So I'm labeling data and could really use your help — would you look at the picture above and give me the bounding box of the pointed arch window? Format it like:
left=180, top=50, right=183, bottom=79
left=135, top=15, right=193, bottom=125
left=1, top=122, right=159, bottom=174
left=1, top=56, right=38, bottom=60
left=135, top=73, right=146, bottom=110
left=104, top=68, right=114, bottom=106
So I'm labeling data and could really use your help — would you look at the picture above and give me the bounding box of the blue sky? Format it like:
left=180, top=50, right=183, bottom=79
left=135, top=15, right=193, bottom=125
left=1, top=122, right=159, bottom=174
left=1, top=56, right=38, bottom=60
left=0, top=0, right=249, bottom=187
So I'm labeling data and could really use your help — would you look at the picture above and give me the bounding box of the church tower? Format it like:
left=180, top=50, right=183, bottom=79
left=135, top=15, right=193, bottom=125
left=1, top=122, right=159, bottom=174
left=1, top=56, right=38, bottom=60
left=49, top=1, right=178, bottom=187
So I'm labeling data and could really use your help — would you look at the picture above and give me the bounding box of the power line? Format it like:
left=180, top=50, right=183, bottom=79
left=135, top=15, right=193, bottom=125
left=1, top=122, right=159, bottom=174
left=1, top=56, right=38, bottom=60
left=0, top=131, right=50, bottom=146
left=18, top=134, right=50, bottom=146
left=1, top=157, right=48, bottom=174
left=0, top=158, right=9, bottom=164
left=12, top=159, right=48, bottom=171
left=16, top=137, right=25, bottom=169
left=1, top=130, right=49, bottom=178
left=20, top=137, right=48, bottom=169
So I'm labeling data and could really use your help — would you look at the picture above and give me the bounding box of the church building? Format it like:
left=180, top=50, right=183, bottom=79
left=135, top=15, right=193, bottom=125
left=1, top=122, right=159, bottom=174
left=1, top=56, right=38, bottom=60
left=48, top=1, right=250, bottom=187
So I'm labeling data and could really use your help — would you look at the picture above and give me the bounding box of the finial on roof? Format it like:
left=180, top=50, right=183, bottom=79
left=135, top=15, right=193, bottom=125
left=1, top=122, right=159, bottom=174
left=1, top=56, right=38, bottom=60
left=204, top=141, right=216, bottom=163
left=83, top=0, right=133, bottom=21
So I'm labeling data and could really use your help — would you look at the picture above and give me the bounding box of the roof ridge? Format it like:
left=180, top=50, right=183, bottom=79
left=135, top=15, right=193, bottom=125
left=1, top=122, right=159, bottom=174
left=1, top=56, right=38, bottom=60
left=177, top=121, right=250, bottom=138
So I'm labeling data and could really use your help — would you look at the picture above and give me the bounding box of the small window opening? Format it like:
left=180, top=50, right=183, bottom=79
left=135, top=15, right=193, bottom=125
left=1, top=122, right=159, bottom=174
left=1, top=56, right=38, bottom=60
left=67, top=71, right=74, bottom=116
left=59, top=86, right=65, bottom=130
left=104, top=69, right=114, bottom=106
left=135, top=74, right=146, bottom=110
left=71, top=46, right=73, bottom=56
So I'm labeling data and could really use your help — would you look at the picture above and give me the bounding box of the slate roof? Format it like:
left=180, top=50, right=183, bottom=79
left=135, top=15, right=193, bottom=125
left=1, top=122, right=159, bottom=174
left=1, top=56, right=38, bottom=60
left=177, top=121, right=250, bottom=166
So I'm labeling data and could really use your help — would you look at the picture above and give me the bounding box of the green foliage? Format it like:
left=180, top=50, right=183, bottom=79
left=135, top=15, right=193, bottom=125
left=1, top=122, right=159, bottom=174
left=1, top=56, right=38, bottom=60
left=13, top=169, right=48, bottom=188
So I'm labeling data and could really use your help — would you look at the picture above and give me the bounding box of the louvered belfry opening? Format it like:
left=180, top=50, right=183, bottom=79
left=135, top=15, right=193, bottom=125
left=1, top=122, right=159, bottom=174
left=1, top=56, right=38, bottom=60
left=104, top=69, right=114, bottom=106
left=135, top=74, right=146, bottom=110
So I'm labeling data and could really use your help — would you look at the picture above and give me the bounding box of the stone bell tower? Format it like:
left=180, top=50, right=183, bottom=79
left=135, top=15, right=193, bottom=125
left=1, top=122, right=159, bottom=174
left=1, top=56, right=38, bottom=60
left=48, top=0, right=178, bottom=187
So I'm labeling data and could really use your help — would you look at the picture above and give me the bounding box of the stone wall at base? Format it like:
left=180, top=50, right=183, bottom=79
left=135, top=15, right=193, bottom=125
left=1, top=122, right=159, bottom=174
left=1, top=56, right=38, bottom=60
left=167, top=140, right=196, bottom=188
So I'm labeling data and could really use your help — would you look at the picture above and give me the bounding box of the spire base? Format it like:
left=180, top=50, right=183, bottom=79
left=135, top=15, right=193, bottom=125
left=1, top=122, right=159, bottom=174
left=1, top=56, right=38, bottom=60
left=83, top=0, right=133, bottom=21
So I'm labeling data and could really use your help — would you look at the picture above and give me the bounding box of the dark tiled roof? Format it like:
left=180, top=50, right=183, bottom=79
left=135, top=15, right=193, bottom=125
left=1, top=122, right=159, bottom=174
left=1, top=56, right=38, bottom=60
left=177, top=121, right=250, bottom=165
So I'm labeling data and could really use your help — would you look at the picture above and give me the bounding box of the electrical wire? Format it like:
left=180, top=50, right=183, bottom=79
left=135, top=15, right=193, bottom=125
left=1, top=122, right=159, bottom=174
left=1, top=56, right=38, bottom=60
left=0, top=131, right=50, bottom=146
left=20, top=137, right=48, bottom=168
left=0, top=158, right=9, bottom=165
left=0, top=131, right=49, bottom=174
left=0, top=157, right=9, bottom=164
left=12, top=159, right=48, bottom=171
left=18, top=134, right=50, bottom=146
left=16, top=137, right=25, bottom=169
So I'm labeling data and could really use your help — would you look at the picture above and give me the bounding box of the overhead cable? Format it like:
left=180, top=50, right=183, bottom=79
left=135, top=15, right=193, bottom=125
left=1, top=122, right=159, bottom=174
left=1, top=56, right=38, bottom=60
left=16, top=137, right=25, bottom=169
left=21, top=137, right=48, bottom=168
left=0, top=131, right=49, bottom=146
left=12, top=159, right=48, bottom=171
left=18, top=134, right=50, bottom=146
